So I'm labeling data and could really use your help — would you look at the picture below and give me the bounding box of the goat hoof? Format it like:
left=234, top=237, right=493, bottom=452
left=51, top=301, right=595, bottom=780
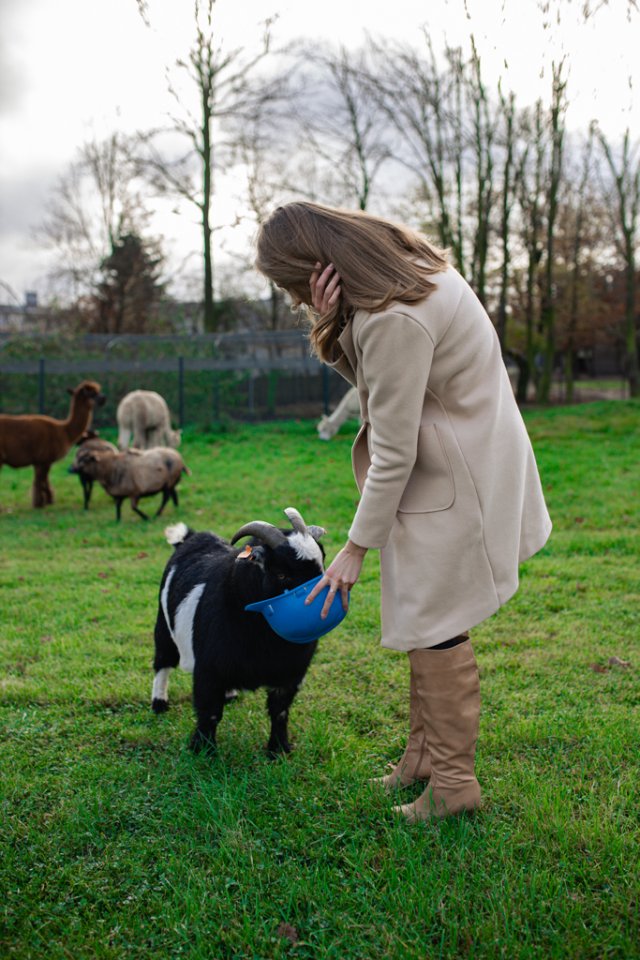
left=266, top=742, right=292, bottom=759
left=190, top=730, right=217, bottom=754
left=224, top=689, right=239, bottom=703
left=152, top=698, right=169, bottom=714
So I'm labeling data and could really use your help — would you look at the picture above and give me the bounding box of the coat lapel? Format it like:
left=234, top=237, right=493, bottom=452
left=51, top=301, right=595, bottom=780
left=331, top=320, right=357, bottom=386
left=325, top=319, right=358, bottom=386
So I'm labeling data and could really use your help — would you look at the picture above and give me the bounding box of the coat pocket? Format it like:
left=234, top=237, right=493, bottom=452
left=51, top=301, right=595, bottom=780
left=398, top=423, right=455, bottom=513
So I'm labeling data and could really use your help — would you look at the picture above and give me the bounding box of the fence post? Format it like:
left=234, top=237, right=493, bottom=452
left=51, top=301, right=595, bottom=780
left=212, top=372, right=220, bottom=421
left=178, top=356, right=184, bottom=427
left=322, top=365, right=330, bottom=415
left=248, top=371, right=255, bottom=419
left=38, top=357, right=45, bottom=413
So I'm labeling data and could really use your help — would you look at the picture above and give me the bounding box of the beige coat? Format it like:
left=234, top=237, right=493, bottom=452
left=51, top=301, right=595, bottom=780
left=328, top=266, right=552, bottom=650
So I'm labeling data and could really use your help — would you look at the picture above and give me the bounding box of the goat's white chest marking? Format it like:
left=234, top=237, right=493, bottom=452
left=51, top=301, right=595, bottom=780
left=161, top=567, right=205, bottom=672
left=288, top=532, right=324, bottom=568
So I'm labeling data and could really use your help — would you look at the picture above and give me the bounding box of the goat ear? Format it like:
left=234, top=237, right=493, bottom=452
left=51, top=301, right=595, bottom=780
left=308, top=525, right=326, bottom=541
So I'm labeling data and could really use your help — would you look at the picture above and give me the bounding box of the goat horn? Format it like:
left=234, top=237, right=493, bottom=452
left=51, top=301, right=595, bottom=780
left=230, top=521, right=288, bottom=549
left=284, top=507, right=325, bottom=541
left=283, top=506, right=307, bottom=533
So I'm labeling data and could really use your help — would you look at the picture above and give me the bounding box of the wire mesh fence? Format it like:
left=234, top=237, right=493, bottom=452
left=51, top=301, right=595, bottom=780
left=0, top=331, right=352, bottom=427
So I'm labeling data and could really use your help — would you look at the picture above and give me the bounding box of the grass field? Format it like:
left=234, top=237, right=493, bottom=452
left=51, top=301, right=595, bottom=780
left=1, top=401, right=639, bottom=959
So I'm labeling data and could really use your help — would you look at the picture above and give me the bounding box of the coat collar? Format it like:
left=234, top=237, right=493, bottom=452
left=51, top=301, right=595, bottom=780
left=324, top=317, right=357, bottom=386
left=338, top=319, right=357, bottom=372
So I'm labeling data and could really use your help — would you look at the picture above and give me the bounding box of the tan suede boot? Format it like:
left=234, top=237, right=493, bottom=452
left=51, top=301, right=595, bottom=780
left=371, top=666, right=431, bottom=789
left=395, top=639, right=481, bottom=821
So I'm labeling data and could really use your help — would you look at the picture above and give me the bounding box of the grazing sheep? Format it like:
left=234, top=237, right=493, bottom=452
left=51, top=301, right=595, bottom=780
left=70, top=430, right=118, bottom=509
left=316, top=386, right=361, bottom=440
left=69, top=445, right=188, bottom=521
left=117, top=390, right=181, bottom=450
left=0, top=380, right=105, bottom=508
left=152, top=507, right=326, bottom=755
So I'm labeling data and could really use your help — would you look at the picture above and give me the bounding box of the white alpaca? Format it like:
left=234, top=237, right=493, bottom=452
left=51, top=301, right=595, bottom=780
left=117, top=390, right=181, bottom=450
left=316, top=387, right=361, bottom=441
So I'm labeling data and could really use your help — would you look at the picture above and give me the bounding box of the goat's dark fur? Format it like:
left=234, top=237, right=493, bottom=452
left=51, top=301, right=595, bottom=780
left=70, top=430, right=117, bottom=509
left=152, top=509, right=325, bottom=755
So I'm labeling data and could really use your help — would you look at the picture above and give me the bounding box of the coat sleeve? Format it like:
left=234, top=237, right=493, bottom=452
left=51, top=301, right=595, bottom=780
left=348, top=311, right=435, bottom=549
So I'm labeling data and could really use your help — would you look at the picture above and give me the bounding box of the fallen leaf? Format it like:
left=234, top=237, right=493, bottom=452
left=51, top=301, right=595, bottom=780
left=574, top=516, right=585, bottom=524
left=136, top=552, right=149, bottom=560
left=97, top=571, right=108, bottom=579
left=589, top=663, right=608, bottom=674
left=40, top=635, right=53, bottom=643
left=276, top=922, right=299, bottom=944
left=608, top=656, right=631, bottom=669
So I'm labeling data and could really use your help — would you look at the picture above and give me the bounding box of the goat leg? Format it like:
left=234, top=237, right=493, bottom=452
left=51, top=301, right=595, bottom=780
left=190, top=676, right=227, bottom=754
left=152, top=612, right=180, bottom=714
left=266, top=683, right=300, bottom=756
left=82, top=476, right=93, bottom=510
left=155, top=487, right=172, bottom=517
left=130, top=496, right=149, bottom=521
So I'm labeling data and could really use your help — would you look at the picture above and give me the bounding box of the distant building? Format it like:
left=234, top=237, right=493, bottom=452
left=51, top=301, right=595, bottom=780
left=0, top=292, right=53, bottom=334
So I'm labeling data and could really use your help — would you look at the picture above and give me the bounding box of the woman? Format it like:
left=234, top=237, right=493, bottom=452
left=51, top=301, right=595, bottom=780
left=255, top=201, right=552, bottom=822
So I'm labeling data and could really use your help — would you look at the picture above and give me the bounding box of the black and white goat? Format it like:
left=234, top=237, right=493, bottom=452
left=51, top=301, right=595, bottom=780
left=152, top=507, right=326, bottom=755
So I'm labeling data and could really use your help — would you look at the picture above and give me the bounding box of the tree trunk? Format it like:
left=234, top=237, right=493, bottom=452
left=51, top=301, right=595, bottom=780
left=202, top=72, right=214, bottom=331
left=624, top=242, right=639, bottom=396
left=538, top=65, right=566, bottom=403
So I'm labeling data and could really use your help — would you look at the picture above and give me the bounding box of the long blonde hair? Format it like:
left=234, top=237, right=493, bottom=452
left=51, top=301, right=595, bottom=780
left=255, top=201, right=448, bottom=362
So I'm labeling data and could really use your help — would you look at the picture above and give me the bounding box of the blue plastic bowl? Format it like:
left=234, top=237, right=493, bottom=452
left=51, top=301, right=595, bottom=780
left=245, top=574, right=348, bottom=644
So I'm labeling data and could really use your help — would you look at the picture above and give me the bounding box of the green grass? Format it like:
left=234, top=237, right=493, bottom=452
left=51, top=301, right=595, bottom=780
left=1, top=401, right=639, bottom=960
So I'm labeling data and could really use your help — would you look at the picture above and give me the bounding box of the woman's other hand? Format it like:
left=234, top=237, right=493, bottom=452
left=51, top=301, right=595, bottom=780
left=310, top=262, right=341, bottom=314
left=305, top=540, right=367, bottom=618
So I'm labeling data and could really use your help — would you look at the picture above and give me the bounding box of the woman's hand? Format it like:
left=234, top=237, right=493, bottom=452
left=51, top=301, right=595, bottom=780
left=305, top=540, right=367, bottom=618
left=310, top=262, right=341, bottom=314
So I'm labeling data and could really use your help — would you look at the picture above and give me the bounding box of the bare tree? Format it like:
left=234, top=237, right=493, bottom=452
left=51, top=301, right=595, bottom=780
left=369, top=34, right=466, bottom=270
left=292, top=44, right=391, bottom=211
left=597, top=127, right=640, bottom=396
left=136, top=0, right=280, bottom=331
left=467, top=39, right=497, bottom=305
left=563, top=125, right=595, bottom=401
left=39, top=132, right=147, bottom=297
left=514, top=100, right=546, bottom=402
left=232, top=116, right=291, bottom=330
left=495, top=85, right=518, bottom=351
left=538, top=61, right=568, bottom=403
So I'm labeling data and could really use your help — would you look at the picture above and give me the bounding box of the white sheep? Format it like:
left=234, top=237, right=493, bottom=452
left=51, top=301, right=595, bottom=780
left=316, top=387, right=361, bottom=441
left=70, top=446, right=189, bottom=521
left=116, top=390, right=181, bottom=450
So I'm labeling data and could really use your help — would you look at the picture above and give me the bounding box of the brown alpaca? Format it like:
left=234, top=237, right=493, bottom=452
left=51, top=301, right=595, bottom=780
left=0, top=380, right=106, bottom=508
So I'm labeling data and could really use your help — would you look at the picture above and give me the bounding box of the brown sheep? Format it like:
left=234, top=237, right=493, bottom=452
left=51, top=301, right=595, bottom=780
left=69, top=445, right=189, bottom=521
left=0, top=380, right=105, bottom=508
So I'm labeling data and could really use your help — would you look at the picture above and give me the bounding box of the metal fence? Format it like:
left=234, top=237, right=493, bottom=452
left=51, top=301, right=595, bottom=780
left=0, top=331, right=352, bottom=427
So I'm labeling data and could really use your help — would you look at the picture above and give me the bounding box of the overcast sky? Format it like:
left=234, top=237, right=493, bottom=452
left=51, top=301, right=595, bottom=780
left=1, top=0, right=638, bottom=303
